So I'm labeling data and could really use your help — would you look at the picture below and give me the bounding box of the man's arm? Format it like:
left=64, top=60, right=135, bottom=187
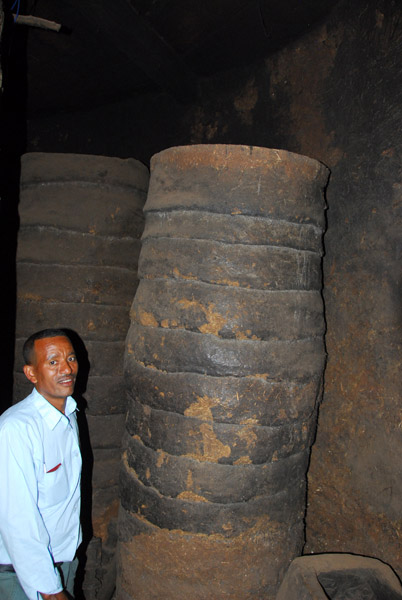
left=0, top=420, right=65, bottom=599
left=41, top=592, right=70, bottom=600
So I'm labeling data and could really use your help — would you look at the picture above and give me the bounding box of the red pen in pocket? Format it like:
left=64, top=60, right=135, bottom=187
left=46, top=463, right=62, bottom=473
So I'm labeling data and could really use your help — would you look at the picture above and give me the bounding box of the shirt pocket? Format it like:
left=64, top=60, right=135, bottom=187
left=39, top=458, right=70, bottom=507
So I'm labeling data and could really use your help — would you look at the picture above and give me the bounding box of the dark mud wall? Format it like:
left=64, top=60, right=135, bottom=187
left=256, top=0, right=402, bottom=573
left=26, top=0, right=401, bottom=585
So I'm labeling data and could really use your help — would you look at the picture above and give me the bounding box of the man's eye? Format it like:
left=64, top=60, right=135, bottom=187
left=49, top=360, right=57, bottom=365
left=68, top=356, right=77, bottom=362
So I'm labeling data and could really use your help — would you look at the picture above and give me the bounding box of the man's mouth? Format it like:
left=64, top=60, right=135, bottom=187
left=58, top=377, right=75, bottom=385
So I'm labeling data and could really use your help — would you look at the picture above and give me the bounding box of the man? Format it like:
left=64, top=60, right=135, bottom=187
left=0, top=329, right=82, bottom=600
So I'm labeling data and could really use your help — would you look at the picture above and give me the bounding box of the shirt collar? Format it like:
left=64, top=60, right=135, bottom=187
left=32, top=388, right=77, bottom=430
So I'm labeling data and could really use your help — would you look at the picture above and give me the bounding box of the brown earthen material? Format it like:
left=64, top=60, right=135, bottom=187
left=276, top=553, right=402, bottom=600
left=119, top=144, right=328, bottom=599
left=15, top=152, right=149, bottom=596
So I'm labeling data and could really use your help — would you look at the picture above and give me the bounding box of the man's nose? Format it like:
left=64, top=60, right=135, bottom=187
left=60, top=359, right=73, bottom=374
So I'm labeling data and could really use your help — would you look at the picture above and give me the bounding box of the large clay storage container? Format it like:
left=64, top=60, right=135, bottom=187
left=118, top=144, right=329, bottom=600
left=15, top=152, right=149, bottom=599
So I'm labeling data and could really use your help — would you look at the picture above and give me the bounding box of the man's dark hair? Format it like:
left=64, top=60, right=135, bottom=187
left=23, top=329, right=72, bottom=365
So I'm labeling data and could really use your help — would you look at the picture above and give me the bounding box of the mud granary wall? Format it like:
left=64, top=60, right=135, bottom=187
left=2, top=0, right=401, bottom=594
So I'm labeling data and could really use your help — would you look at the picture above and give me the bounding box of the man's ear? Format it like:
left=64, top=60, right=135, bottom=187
left=23, top=364, right=38, bottom=384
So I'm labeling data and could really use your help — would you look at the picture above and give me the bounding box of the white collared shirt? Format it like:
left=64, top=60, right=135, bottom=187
left=0, top=388, right=82, bottom=599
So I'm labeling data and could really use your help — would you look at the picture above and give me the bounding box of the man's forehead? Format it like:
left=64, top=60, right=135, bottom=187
left=34, top=336, right=75, bottom=355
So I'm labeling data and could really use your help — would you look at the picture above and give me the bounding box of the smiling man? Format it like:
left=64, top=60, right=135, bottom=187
left=0, top=329, right=82, bottom=600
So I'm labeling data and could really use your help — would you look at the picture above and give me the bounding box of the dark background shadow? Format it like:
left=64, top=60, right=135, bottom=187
left=0, top=6, right=28, bottom=415
left=63, top=328, right=93, bottom=600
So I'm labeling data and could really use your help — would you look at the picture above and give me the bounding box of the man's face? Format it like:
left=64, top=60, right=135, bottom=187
left=23, top=336, right=78, bottom=408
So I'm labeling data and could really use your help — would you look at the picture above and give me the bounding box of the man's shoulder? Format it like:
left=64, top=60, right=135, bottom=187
left=0, top=390, right=38, bottom=430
